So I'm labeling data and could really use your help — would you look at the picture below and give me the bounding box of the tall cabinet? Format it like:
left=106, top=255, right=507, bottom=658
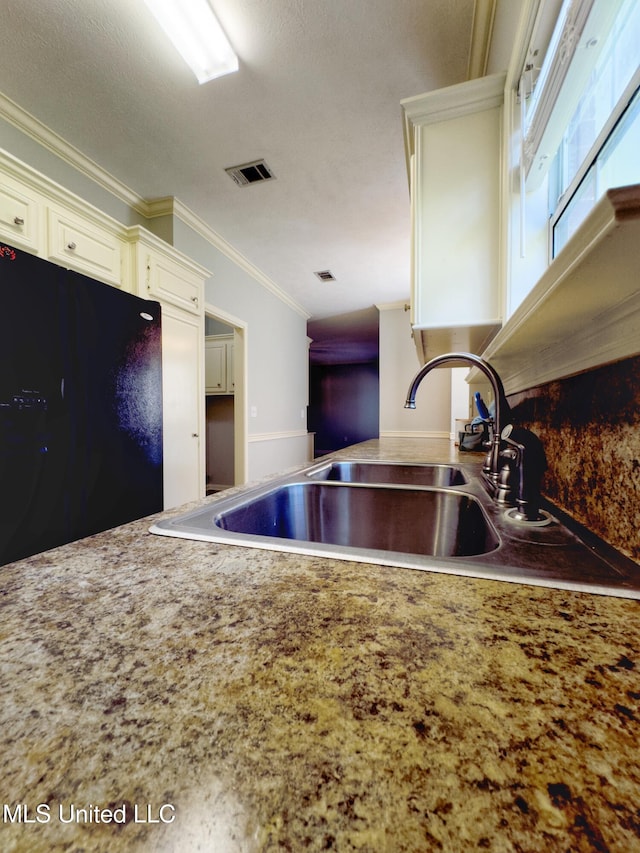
left=130, top=228, right=209, bottom=509
left=0, top=153, right=210, bottom=511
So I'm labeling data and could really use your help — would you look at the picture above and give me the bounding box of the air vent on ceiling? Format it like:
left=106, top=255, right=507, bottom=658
left=225, top=159, right=276, bottom=187
left=314, top=270, right=336, bottom=282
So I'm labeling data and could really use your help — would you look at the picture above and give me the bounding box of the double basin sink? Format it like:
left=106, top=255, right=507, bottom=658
left=150, top=458, right=640, bottom=598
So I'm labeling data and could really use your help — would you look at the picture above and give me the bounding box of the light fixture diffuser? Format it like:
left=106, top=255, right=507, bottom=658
left=143, top=0, right=238, bottom=83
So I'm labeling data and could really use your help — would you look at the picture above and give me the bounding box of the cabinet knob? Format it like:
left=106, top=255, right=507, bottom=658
left=67, top=241, right=77, bottom=251
left=191, top=296, right=198, bottom=304
left=13, top=216, right=25, bottom=226
left=192, top=433, right=199, bottom=438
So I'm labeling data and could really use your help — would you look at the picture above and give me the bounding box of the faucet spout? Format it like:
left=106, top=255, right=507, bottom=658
left=404, top=352, right=513, bottom=484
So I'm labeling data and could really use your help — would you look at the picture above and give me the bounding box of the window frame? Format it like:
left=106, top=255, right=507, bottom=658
left=549, top=68, right=640, bottom=255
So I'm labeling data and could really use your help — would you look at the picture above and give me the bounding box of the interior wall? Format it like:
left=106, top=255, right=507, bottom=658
left=205, top=396, right=234, bottom=491
left=308, top=363, right=379, bottom=457
left=173, top=219, right=310, bottom=482
left=378, top=306, right=451, bottom=436
left=307, top=307, right=380, bottom=457
left=508, top=354, right=640, bottom=563
left=0, top=118, right=147, bottom=228
left=205, top=316, right=233, bottom=336
left=205, top=316, right=235, bottom=492
left=249, top=434, right=313, bottom=479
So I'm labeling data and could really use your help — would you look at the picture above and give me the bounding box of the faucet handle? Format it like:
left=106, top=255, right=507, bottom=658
left=500, top=425, right=547, bottom=521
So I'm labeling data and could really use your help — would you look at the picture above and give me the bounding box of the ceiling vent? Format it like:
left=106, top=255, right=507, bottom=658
left=225, top=159, right=276, bottom=187
left=314, top=270, right=336, bottom=282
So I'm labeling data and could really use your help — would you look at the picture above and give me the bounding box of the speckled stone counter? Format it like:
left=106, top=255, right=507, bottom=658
left=1, top=438, right=639, bottom=852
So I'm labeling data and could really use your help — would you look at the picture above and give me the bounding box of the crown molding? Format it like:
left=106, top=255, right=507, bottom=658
left=141, top=196, right=176, bottom=219
left=0, top=92, right=146, bottom=212
left=0, top=146, right=125, bottom=234
left=0, top=92, right=310, bottom=319
left=401, top=71, right=506, bottom=158
left=141, top=197, right=309, bottom=317
left=400, top=71, right=506, bottom=181
left=171, top=198, right=311, bottom=319
left=468, top=0, right=498, bottom=80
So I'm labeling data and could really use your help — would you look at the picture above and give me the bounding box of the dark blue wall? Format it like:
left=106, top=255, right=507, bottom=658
left=308, top=362, right=379, bottom=457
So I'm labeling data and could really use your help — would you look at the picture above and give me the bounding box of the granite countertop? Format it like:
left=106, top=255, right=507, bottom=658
left=1, top=438, right=639, bottom=852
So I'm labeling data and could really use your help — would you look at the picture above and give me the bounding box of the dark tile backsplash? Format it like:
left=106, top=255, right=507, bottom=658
left=507, top=355, right=640, bottom=563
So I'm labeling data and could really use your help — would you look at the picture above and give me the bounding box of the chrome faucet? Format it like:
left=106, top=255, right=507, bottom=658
left=405, top=352, right=512, bottom=485
left=404, top=352, right=546, bottom=522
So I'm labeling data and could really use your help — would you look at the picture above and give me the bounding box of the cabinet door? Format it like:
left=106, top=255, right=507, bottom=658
left=47, top=206, right=125, bottom=287
left=226, top=340, right=235, bottom=392
left=144, top=251, right=202, bottom=315
left=0, top=175, right=42, bottom=253
left=413, top=105, right=501, bottom=328
left=161, top=304, right=203, bottom=508
left=403, top=74, right=505, bottom=358
left=205, top=340, right=227, bottom=393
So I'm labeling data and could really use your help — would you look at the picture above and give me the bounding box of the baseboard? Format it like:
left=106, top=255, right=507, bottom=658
left=248, top=429, right=309, bottom=443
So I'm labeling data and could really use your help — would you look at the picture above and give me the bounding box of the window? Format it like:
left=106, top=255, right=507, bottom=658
left=508, top=0, right=640, bottom=315
left=524, top=0, right=640, bottom=253
left=552, top=83, right=640, bottom=252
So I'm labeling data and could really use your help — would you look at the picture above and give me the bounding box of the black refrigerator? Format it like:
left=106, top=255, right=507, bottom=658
left=0, top=242, right=163, bottom=566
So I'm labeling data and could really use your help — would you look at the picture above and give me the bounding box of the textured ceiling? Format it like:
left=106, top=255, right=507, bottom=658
left=0, top=0, right=501, bottom=322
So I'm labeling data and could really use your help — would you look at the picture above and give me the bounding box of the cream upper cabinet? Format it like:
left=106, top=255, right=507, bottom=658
left=205, top=338, right=226, bottom=393
left=205, top=335, right=234, bottom=394
left=0, top=172, right=42, bottom=253
left=401, top=73, right=506, bottom=361
left=133, top=232, right=203, bottom=315
left=47, top=205, right=126, bottom=288
left=0, top=156, right=128, bottom=288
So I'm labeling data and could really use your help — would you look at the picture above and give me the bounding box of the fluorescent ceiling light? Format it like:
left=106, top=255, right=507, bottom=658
left=143, top=0, right=238, bottom=83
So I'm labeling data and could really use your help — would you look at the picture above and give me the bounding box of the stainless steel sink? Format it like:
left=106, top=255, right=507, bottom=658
left=215, top=482, right=496, bottom=557
left=150, top=457, right=640, bottom=598
left=306, top=460, right=467, bottom=487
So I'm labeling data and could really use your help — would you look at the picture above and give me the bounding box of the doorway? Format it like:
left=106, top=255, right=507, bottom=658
left=204, top=305, right=248, bottom=492
left=307, top=308, right=379, bottom=457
